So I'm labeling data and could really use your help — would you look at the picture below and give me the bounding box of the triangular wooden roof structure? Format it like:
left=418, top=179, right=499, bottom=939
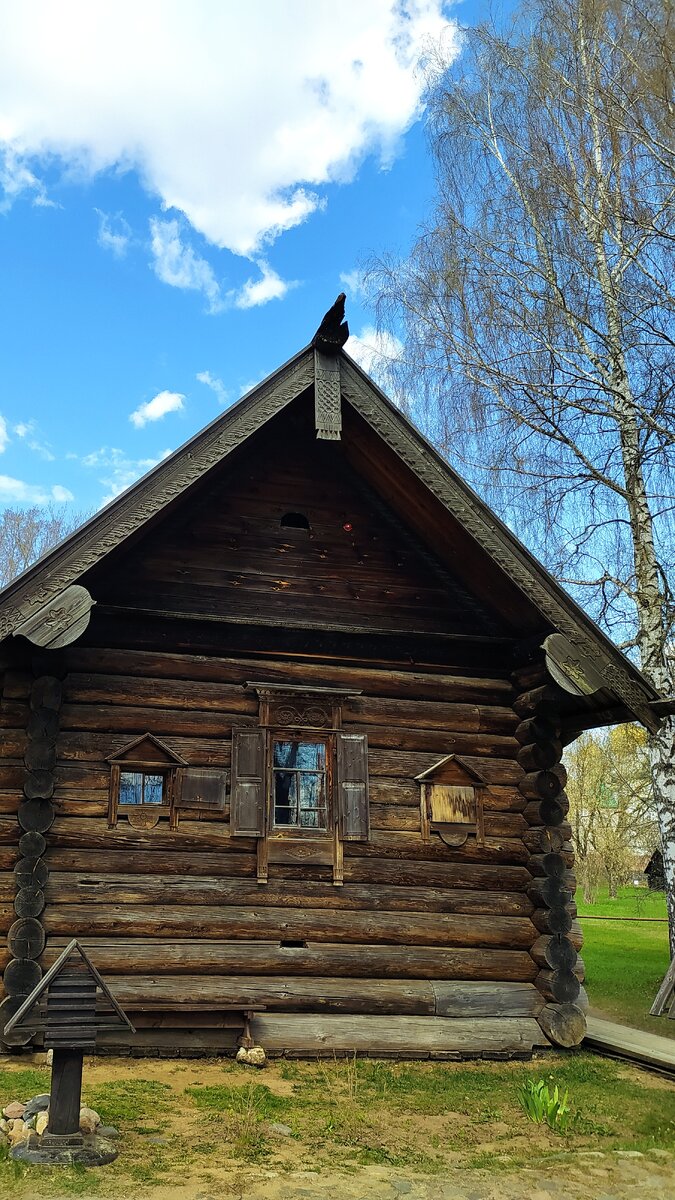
left=3, top=938, right=135, bottom=1040
left=415, top=754, right=488, bottom=785
left=0, top=342, right=670, bottom=733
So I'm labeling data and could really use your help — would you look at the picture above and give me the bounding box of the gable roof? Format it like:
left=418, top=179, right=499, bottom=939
left=0, top=342, right=668, bottom=731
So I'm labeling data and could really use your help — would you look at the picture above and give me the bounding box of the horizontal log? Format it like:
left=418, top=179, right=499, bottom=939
left=514, top=716, right=559, bottom=746
left=65, top=647, right=515, bottom=704
left=526, top=852, right=573, bottom=878
left=102, top=975, right=439, bottom=1016
left=521, top=826, right=572, bottom=853
left=44, top=847, right=531, bottom=891
left=512, top=686, right=563, bottom=718
left=531, top=907, right=573, bottom=935
left=511, top=663, right=550, bottom=690
left=43, top=903, right=536, bottom=948
left=527, top=878, right=573, bottom=908
left=79, top=975, right=543, bottom=1018
left=245, top=1013, right=548, bottom=1054
left=535, top=967, right=581, bottom=1004
left=523, top=800, right=565, bottom=827
left=530, top=934, right=578, bottom=971
left=346, top=831, right=529, bottom=866
left=44, top=873, right=533, bottom=917
left=537, top=1002, right=586, bottom=1048
left=44, top=938, right=539, bottom=981
left=519, top=771, right=562, bottom=801
left=516, top=742, right=562, bottom=772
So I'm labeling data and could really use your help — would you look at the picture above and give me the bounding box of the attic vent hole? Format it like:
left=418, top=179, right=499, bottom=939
left=280, top=939, right=308, bottom=949
left=280, top=512, right=310, bottom=531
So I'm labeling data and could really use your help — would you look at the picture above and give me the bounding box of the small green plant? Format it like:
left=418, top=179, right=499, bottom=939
left=519, top=1078, right=571, bottom=1133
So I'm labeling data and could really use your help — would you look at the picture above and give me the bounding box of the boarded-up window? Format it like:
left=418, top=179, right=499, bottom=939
left=231, top=729, right=266, bottom=837
left=336, top=732, right=369, bottom=841
left=177, top=768, right=228, bottom=810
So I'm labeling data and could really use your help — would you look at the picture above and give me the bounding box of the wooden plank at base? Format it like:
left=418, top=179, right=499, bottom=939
left=249, top=1014, right=549, bottom=1054
left=585, top=1016, right=675, bottom=1072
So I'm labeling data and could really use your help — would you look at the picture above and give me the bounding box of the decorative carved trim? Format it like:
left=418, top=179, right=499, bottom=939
left=0, top=352, right=314, bottom=641
left=314, top=349, right=342, bottom=440
left=341, top=357, right=659, bottom=730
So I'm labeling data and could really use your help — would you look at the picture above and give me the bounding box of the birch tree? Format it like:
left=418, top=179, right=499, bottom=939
left=0, top=505, right=85, bottom=587
left=369, top=0, right=675, bottom=945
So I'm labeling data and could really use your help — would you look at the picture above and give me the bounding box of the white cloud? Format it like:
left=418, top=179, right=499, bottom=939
left=13, top=418, right=55, bottom=460
left=233, top=261, right=294, bottom=309
left=79, top=445, right=173, bottom=505
left=345, top=325, right=403, bottom=386
left=0, top=415, right=8, bottom=453
left=96, top=208, right=131, bottom=257
left=0, top=3, right=455, bottom=255
left=0, top=474, right=73, bottom=503
left=340, top=268, right=367, bottom=299
left=129, top=390, right=185, bottom=429
left=196, top=370, right=229, bottom=406
left=0, top=146, right=54, bottom=212
left=149, top=218, right=224, bottom=313
left=50, top=484, right=74, bottom=501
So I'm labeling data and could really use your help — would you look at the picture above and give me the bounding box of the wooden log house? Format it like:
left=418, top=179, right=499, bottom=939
left=0, top=333, right=670, bottom=1058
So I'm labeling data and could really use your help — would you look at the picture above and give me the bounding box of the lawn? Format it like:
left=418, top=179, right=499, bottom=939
left=1, top=1050, right=675, bottom=1197
left=576, top=886, right=673, bottom=1037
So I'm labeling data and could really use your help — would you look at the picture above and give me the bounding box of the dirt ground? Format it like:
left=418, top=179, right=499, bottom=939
left=2, top=1051, right=675, bottom=1200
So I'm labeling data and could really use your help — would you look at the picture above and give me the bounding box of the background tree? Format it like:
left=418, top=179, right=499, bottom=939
left=0, top=505, right=87, bottom=587
left=566, top=725, right=656, bottom=901
left=368, top=0, right=675, bottom=948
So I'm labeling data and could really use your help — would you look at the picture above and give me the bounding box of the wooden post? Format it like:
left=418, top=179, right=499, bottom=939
left=45, top=1049, right=84, bottom=1142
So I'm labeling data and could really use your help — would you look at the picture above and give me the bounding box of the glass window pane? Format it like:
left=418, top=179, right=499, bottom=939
left=273, top=741, right=325, bottom=770
left=144, top=775, right=164, bottom=805
left=119, top=772, right=143, bottom=805
left=274, top=771, right=298, bottom=825
left=299, top=773, right=326, bottom=828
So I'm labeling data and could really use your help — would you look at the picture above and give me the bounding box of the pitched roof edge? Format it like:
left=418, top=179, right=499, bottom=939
left=0, top=346, right=315, bottom=642
left=340, top=353, right=661, bottom=730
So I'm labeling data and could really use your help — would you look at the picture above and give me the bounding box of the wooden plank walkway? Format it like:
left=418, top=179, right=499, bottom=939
left=585, top=1015, right=675, bottom=1074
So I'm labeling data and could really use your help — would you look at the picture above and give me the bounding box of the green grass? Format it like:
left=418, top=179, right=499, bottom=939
left=576, top=886, right=673, bottom=1037
left=1, top=1052, right=675, bottom=1196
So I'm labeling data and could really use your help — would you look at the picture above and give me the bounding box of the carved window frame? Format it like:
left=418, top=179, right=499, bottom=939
left=107, top=734, right=186, bottom=831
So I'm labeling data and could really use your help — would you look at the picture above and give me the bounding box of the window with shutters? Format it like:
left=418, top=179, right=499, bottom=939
left=230, top=687, right=370, bottom=881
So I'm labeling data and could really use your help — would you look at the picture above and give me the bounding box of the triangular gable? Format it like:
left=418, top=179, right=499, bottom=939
left=0, top=341, right=667, bottom=730
left=415, top=755, right=488, bottom=785
left=106, top=733, right=187, bottom=766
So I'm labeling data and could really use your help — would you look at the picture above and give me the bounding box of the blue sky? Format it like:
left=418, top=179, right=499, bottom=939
left=0, top=1, right=490, bottom=513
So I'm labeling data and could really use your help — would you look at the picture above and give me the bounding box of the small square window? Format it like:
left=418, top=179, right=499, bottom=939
left=119, top=770, right=166, bottom=806
left=272, top=738, right=328, bottom=831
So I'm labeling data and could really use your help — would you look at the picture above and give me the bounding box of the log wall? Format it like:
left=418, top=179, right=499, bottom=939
left=0, top=636, right=555, bottom=1056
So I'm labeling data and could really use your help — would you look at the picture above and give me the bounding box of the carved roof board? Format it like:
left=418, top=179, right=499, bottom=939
left=0, top=340, right=663, bottom=730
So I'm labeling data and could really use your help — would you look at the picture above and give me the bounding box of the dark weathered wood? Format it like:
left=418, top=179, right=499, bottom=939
left=48, top=1048, right=84, bottom=1136
left=530, top=934, right=578, bottom=971
left=512, top=685, right=563, bottom=717
left=14, top=886, right=45, bottom=918
left=518, top=771, right=562, bottom=801
left=531, top=907, right=573, bottom=935
left=537, top=1002, right=586, bottom=1047
left=0, top=994, right=34, bottom=1046
left=43, top=903, right=536, bottom=948
left=14, top=857, right=49, bottom=888
left=24, top=741, right=57, bottom=772
left=26, top=707, right=60, bottom=741
left=523, top=800, right=565, bottom=827
left=514, top=716, right=558, bottom=746
left=3, top=957, right=42, bottom=996
left=18, top=831, right=47, bottom=858
left=18, top=799, right=55, bottom=831
left=23, top=772, right=55, bottom=801
left=516, top=741, right=562, bottom=771
left=527, top=878, right=572, bottom=908
left=30, top=676, right=63, bottom=711
left=44, top=873, right=533, bottom=916
left=535, top=968, right=581, bottom=1004
left=43, top=938, right=538, bottom=981
left=8, top=916, right=46, bottom=958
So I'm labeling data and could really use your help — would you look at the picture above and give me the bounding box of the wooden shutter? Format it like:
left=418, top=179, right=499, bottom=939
left=177, top=768, right=229, bottom=810
left=231, top=730, right=266, bottom=837
left=336, top=732, right=369, bottom=841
